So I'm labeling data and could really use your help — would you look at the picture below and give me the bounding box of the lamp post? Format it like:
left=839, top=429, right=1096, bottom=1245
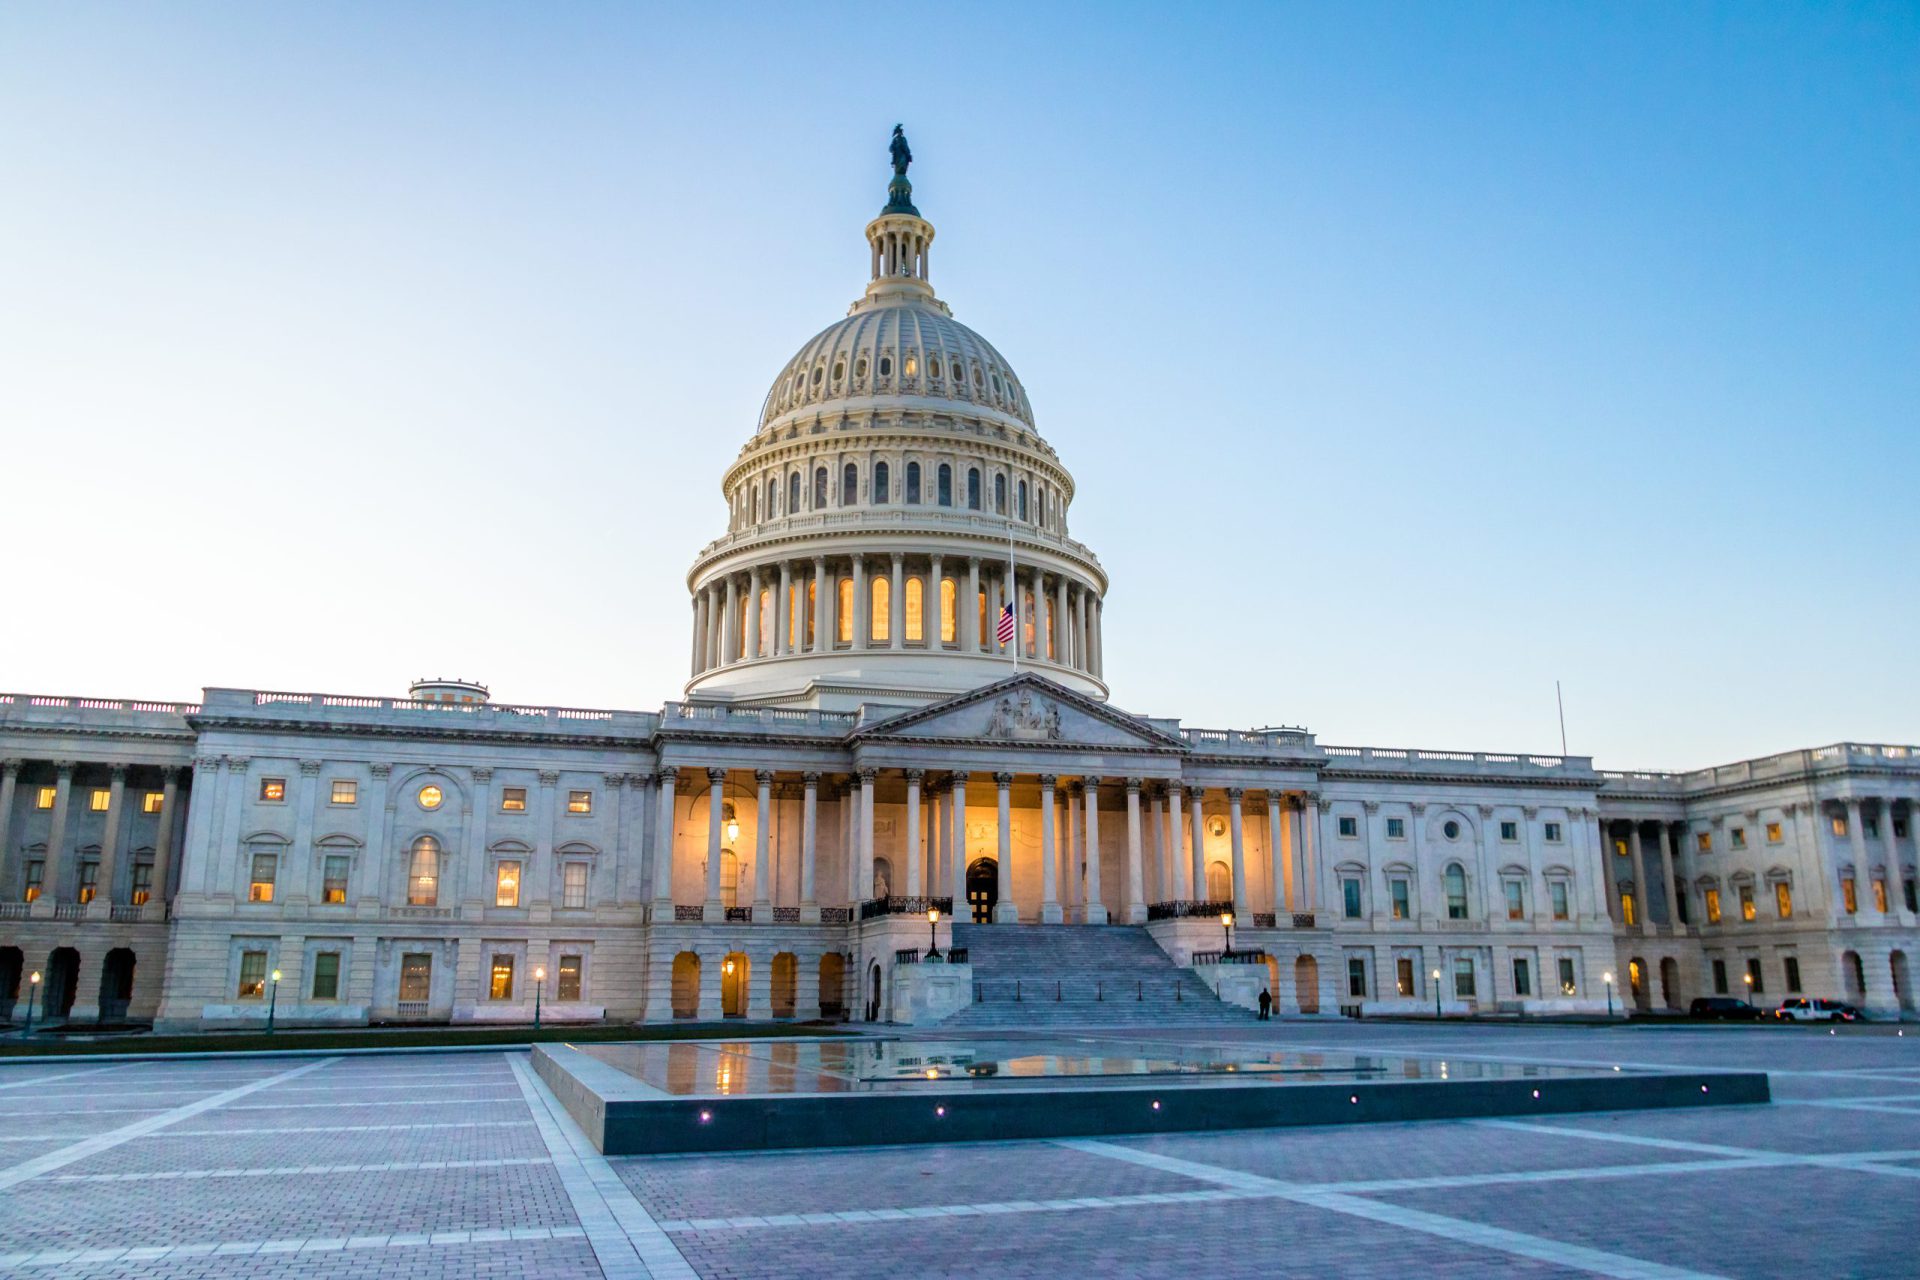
left=1603, top=971, right=1615, bottom=1019
left=926, top=906, right=941, bottom=960
left=1220, top=911, right=1234, bottom=957
left=1742, top=970, right=1753, bottom=1008
left=533, top=965, right=546, bottom=1029
left=267, top=969, right=282, bottom=1034
left=1432, top=968, right=1442, bottom=1018
left=22, top=970, right=41, bottom=1036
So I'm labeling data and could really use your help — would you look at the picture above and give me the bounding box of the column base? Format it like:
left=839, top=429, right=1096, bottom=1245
left=751, top=901, right=773, bottom=923
left=1085, top=904, right=1110, bottom=925
left=1125, top=904, right=1148, bottom=924
left=703, top=899, right=723, bottom=923
left=993, top=901, right=1020, bottom=924
left=1040, top=902, right=1063, bottom=924
left=799, top=902, right=820, bottom=924
left=650, top=899, right=673, bottom=923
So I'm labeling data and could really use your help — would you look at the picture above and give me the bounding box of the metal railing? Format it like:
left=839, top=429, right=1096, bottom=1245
left=859, top=895, right=954, bottom=921
left=1192, top=949, right=1269, bottom=965
left=1146, top=900, right=1233, bottom=921
left=394, top=1001, right=430, bottom=1021
left=1292, top=912, right=1318, bottom=928
left=819, top=906, right=853, bottom=925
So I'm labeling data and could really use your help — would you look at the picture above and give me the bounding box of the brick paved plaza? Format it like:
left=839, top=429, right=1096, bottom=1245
left=0, top=1023, right=1915, bottom=1279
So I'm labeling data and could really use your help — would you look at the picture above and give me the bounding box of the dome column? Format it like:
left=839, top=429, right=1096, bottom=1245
left=994, top=773, right=1017, bottom=922
left=747, top=566, right=764, bottom=659
left=930, top=554, right=946, bottom=649
left=812, top=556, right=830, bottom=654
left=722, top=576, right=739, bottom=665
left=966, top=558, right=981, bottom=650
left=1054, top=575, right=1069, bottom=666
left=777, top=562, right=793, bottom=655
left=852, top=557, right=869, bottom=650
left=1084, top=776, right=1107, bottom=925
left=1039, top=775, right=1061, bottom=923
left=903, top=769, right=923, bottom=896
left=890, top=553, right=905, bottom=651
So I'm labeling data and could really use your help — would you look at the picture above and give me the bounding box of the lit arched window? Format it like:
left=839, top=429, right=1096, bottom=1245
left=994, top=473, right=1007, bottom=514
left=1206, top=860, right=1231, bottom=901
left=937, top=463, right=953, bottom=506
left=873, top=461, right=890, bottom=504
left=1444, top=863, right=1468, bottom=920
left=1022, top=588, right=1036, bottom=655
left=1018, top=478, right=1029, bottom=521
left=739, top=595, right=750, bottom=658
left=720, top=849, right=739, bottom=909
left=842, top=463, right=858, bottom=506
left=805, top=578, right=817, bottom=646
left=967, top=468, right=981, bottom=510
left=788, top=472, right=800, bottom=513
left=870, top=576, right=890, bottom=643
left=837, top=578, right=854, bottom=643
left=813, top=468, right=827, bottom=508
left=905, top=461, right=921, bottom=504
left=759, top=588, right=773, bottom=654
left=905, top=577, right=924, bottom=642
left=940, top=578, right=957, bottom=643
left=977, top=589, right=988, bottom=649
left=408, top=836, right=440, bottom=907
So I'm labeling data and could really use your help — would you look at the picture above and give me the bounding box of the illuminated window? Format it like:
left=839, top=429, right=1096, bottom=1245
left=1390, top=878, right=1410, bottom=919
left=568, top=790, right=593, bottom=815
left=142, top=791, right=164, bottom=814
left=490, top=955, right=515, bottom=1001
left=35, top=787, right=55, bottom=810
left=77, top=860, right=99, bottom=904
left=1621, top=891, right=1636, bottom=926
left=873, top=461, right=890, bottom=503
left=1739, top=885, right=1755, bottom=921
left=23, top=860, right=44, bottom=902
left=399, top=953, right=432, bottom=1003
left=257, top=778, right=284, bottom=803
left=837, top=578, right=854, bottom=643
left=495, top=861, right=521, bottom=908
left=1544, top=821, right=1563, bottom=842
left=1550, top=881, right=1570, bottom=921
left=563, top=862, right=589, bottom=909
left=417, top=785, right=443, bottom=810
left=870, top=576, right=890, bottom=643
left=1841, top=877, right=1857, bottom=913
left=90, top=789, right=111, bottom=812
left=247, top=853, right=276, bottom=902
left=1500, top=821, right=1518, bottom=842
left=940, top=578, right=957, bottom=643
left=322, top=856, right=349, bottom=904
left=1386, top=817, right=1405, bottom=839
left=977, top=589, right=988, bottom=650
left=1613, top=838, right=1628, bottom=858
left=131, top=862, right=152, bottom=906
left=1775, top=883, right=1793, bottom=919
left=237, top=951, right=268, bottom=999
left=1831, top=815, right=1848, bottom=837
left=1705, top=887, right=1722, bottom=924
left=1765, top=821, right=1782, bottom=843
left=1396, top=956, right=1414, bottom=996
left=905, top=577, right=924, bottom=642
left=1512, top=956, right=1532, bottom=996
left=331, top=780, right=357, bottom=805
left=1022, top=588, right=1036, bottom=656
left=1696, top=831, right=1712, bottom=853
left=904, top=352, right=917, bottom=377
left=1505, top=880, right=1525, bottom=920
left=1558, top=957, right=1577, bottom=996
left=1444, top=864, right=1468, bottom=919
left=407, top=836, right=440, bottom=906
left=557, top=955, right=583, bottom=1001
left=1730, top=827, right=1746, bottom=850
left=311, top=952, right=340, bottom=1000
left=1337, top=816, right=1358, bottom=838
left=501, top=787, right=527, bottom=812
left=1873, top=878, right=1888, bottom=913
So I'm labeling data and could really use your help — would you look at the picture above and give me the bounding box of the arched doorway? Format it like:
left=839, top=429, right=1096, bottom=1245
left=819, top=953, right=846, bottom=1020
left=771, top=953, right=797, bottom=1018
left=1891, top=951, right=1913, bottom=1013
left=1294, top=955, right=1320, bottom=1014
left=1628, top=958, right=1649, bottom=1011
left=966, top=857, right=998, bottom=923
left=1843, top=951, right=1866, bottom=1004
left=0, top=947, right=21, bottom=1022
left=44, top=948, right=80, bottom=1021
left=721, top=953, right=748, bottom=1018
left=867, top=961, right=884, bottom=1022
left=670, top=952, right=700, bottom=1019
left=99, top=948, right=136, bottom=1022
left=1206, top=860, right=1231, bottom=902
left=1659, top=958, right=1680, bottom=1011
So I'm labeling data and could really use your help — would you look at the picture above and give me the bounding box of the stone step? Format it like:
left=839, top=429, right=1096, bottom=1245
left=939, top=922, right=1254, bottom=1026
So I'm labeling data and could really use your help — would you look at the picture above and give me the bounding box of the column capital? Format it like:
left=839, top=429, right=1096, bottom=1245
left=949, top=770, right=970, bottom=786
left=1187, top=784, right=1207, bottom=801
left=1124, top=777, right=1142, bottom=795
left=1477, top=804, right=1496, bottom=819
left=471, top=766, right=494, bottom=783
left=159, top=765, right=183, bottom=783
left=1225, top=787, right=1245, bottom=801
left=1165, top=779, right=1184, bottom=797
left=1522, top=805, right=1539, bottom=819
left=632, top=771, right=658, bottom=788
left=222, top=756, right=250, bottom=770
left=802, top=771, right=821, bottom=786
left=1361, top=799, right=1380, bottom=813
left=1083, top=775, right=1103, bottom=790
left=298, top=760, right=323, bottom=776
left=603, top=772, right=630, bottom=788
left=537, top=770, right=560, bottom=787
left=857, top=766, right=877, bottom=783
left=993, top=772, right=1014, bottom=788
left=706, top=767, right=727, bottom=785
left=755, top=769, right=776, bottom=785
left=368, top=762, right=391, bottom=779
left=0, top=758, right=18, bottom=776
left=1036, top=774, right=1057, bottom=789
left=1066, top=781, right=1084, bottom=799
left=903, top=768, right=924, bottom=784
left=107, top=763, right=130, bottom=781
left=1315, top=796, right=1334, bottom=814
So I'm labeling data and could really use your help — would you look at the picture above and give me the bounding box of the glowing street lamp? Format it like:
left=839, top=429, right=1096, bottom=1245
left=926, top=906, right=942, bottom=960
left=533, top=965, right=547, bottom=1029
left=22, top=970, right=41, bottom=1036
left=267, top=969, right=282, bottom=1033
left=1220, top=911, right=1235, bottom=957
left=1603, top=971, right=1615, bottom=1019
left=1431, top=968, right=1442, bottom=1018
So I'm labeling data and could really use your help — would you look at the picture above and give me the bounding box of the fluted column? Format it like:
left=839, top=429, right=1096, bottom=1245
left=799, top=772, right=819, bottom=922
left=904, top=770, right=923, bottom=896
left=1039, top=775, right=1060, bottom=922
left=1628, top=824, right=1653, bottom=934
left=0, top=760, right=18, bottom=899
left=994, top=772, right=1016, bottom=921
left=704, top=769, right=725, bottom=920
left=930, top=555, right=945, bottom=648
left=651, top=772, right=676, bottom=916
left=150, top=766, right=181, bottom=909
left=890, top=553, right=905, bottom=650
left=752, top=770, right=773, bottom=921
left=1053, top=575, right=1069, bottom=664
left=1264, top=793, right=1285, bottom=916
left=812, top=556, right=830, bottom=654
left=37, top=762, right=75, bottom=909
left=852, top=556, right=869, bottom=650
left=746, top=567, right=764, bottom=658
left=950, top=773, right=970, bottom=908
left=1090, top=597, right=1103, bottom=676
left=1061, top=785, right=1079, bottom=919
left=1886, top=800, right=1909, bottom=918
left=777, top=562, right=793, bottom=655
left=87, top=765, right=129, bottom=915
left=1124, top=779, right=1146, bottom=922
left=1189, top=786, right=1209, bottom=900
left=1075, top=588, right=1089, bottom=671
left=1084, top=776, right=1107, bottom=924
left=1227, top=787, right=1249, bottom=916
left=1150, top=787, right=1168, bottom=901
left=691, top=593, right=707, bottom=676
left=1166, top=782, right=1188, bottom=899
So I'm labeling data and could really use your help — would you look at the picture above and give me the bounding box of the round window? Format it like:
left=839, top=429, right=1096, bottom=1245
left=1443, top=820, right=1460, bottom=840
left=1208, top=816, right=1227, bottom=838
left=418, top=785, right=444, bottom=810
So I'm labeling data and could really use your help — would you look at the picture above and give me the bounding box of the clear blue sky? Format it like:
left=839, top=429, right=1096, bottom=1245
left=1, top=3, right=1914, bottom=769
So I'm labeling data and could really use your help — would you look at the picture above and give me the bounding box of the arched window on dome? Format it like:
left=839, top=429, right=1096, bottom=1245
left=937, top=463, right=952, bottom=507
left=1018, top=479, right=1029, bottom=522
left=873, top=462, right=890, bottom=504
left=870, top=576, right=890, bottom=644
left=879, top=355, right=892, bottom=378
left=766, top=477, right=778, bottom=518
left=928, top=355, right=942, bottom=380
left=837, top=578, right=853, bottom=644
left=940, top=578, right=957, bottom=644
left=751, top=487, right=760, bottom=523
left=788, top=472, right=800, bottom=514
left=813, top=468, right=827, bottom=509
left=994, top=473, right=1007, bottom=515
left=905, top=577, right=925, bottom=643
left=842, top=463, right=858, bottom=507
left=966, top=468, right=981, bottom=510
left=905, top=462, right=921, bottom=504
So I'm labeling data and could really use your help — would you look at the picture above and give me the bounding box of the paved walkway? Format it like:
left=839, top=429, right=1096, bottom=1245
left=0, top=1023, right=1914, bottom=1277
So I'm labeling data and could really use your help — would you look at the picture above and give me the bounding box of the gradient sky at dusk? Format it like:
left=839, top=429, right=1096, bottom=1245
left=2, top=3, right=1914, bottom=768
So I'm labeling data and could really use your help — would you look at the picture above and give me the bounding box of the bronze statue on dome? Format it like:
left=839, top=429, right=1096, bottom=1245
left=889, top=124, right=912, bottom=177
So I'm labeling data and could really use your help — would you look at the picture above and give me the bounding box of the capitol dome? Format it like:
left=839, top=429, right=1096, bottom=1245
left=683, top=128, right=1108, bottom=711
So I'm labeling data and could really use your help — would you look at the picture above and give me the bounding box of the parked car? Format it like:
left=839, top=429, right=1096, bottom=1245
left=1774, top=997, right=1862, bottom=1022
left=1689, top=996, right=1765, bottom=1021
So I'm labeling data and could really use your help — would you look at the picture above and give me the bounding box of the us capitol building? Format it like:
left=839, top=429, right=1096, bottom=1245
left=3, top=133, right=1915, bottom=1031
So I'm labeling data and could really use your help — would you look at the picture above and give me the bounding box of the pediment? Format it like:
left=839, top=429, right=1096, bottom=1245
left=853, top=674, right=1185, bottom=752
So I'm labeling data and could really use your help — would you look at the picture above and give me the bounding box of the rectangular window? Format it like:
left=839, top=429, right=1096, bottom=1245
left=1396, top=956, right=1414, bottom=996
left=259, top=778, right=285, bottom=803
left=1730, top=828, right=1747, bottom=850
left=1385, top=817, right=1405, bottom=839
left=1831, top=815, right=1848, bottom=837
left=557, top=955, right=583, bottom=1002
left=1745, top=958, right=1764, bottom=994
left=563, top=862, right=590, bottom=910
left=1544, top=821, right=1563, bottom=843
left=1841, top=877, right=1857, bottom=914
left=399, top=953, right=432, bottom=1003
left=1347, top=957, right=1367, bottom=999
left=1907, top=881, right=1919, bottom=914
left=23, top=860, right=44, bottom=903
left=1873, top=878, right=1889, bottom=913
left=249, top=854, right=276, bottom=903
left=1453, top=957, right=1476, bottom=999
left=1558, top=956, right=1577, bottom=996
left=567, top=790, right=593, bottom=815
left=501, top=787, right=527, bottom=812
left=311, top=952, right=340, bottom=1000
left=142, top=791, right=165, bottom=814
left=1613, top=838, right=1629, bottom=858
left=1621, top=891, right=1636, bottom=927
left=1337, top=816, right=1358, bottom=838
left=131, top=862, right=153, bottom=907
left=76, top=861, right=100, bottom=904
left=1712, top=959, right=1728, bottom=994
left=322, top=856, right=349, bottom=904
left=330, top=780, right=357, bottom=805
left=495, top=861, right=522, bottom=908
left=89, top=789, right=111, bottom=812
left=1765, top=821, right=1782, bottom=843
left=1500, top=821, right=1518, bottom=842
left=1504, top=881, right=1525, bottom=920
left=1512, top=957, right=1532, bottom=997
left=35, top=786, right=55, bottom=810
left=1739, top=885, right=1755, bottom=921
left=1550, top=881, right=1570, bottom=921
left=1705, top=887, right=1722, bottom=924
left=238, top=951, right=268, bottom=999
left=1775, top=883, right=1793, bottom=919
left=1390, top=878, right=1410, bottom=920
left=489, top=955, right=515, bottom=1001
left=1783, top=957, right=1802, bottom=993
left=1866, top=819, right=1880, bottom=838
left=1696, top=831, right=1712, bottom=853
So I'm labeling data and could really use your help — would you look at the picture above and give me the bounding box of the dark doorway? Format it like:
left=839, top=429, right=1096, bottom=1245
left=100, top=948, right=137, bottom=1022
left=966, top=857, right=998, bottom=923
left=866, top=961, right=883, bottom=1022
left=0, top=947, right=20, bottom=1022
left=45, top=947, right=80, bottom=1020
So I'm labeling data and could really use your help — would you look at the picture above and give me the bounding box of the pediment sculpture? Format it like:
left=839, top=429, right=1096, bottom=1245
left=985, top=691, right=1062, bottom=741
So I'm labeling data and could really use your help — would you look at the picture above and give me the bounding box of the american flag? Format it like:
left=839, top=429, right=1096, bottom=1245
left=995, top=602, right=1016, bottom=646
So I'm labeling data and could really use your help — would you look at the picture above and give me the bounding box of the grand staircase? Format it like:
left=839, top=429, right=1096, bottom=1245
left=939, top=923, right=1256, bottom=1027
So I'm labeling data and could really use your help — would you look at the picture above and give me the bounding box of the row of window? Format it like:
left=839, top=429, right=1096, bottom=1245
left=248, top=778, right=597, bottom=815
left=731, top=460, right=1062, bottom=533
left=1350, top=952, right=1583, bottom=1001
left=1335, top=868, right=1574, bottom=923
left=241, top=839, right=597, bottom=910
left=712, top=575, right=1072, bottom=662
left=1336, top=815, right=1566, bottom=844
left=30, top=787, right=168, bottom=813
left=771, top=350, right=1023, bottom=416
left=1708, top=955, right=1802, bottom=996
left=1622, top=814, right=1910, bottom=856
left=19, top=857, right=155, bottom=905
left=234, top=949, right=585, bottom=1003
